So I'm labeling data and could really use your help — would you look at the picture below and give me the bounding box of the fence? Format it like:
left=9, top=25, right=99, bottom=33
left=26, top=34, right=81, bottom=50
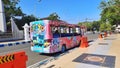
left=0, top=31, right=24, bottom=42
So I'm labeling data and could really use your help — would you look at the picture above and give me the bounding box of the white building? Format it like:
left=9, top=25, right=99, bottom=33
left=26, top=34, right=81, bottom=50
left=0, top=0, right=7, bottom=32
left=115, top=25, right=120, bottom=33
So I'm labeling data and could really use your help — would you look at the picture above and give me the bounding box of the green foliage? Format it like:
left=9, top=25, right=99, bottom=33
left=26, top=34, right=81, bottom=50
left=15, top=15, right=38, bottom=30
left=2, top=0, right=39, bottom=31
left=106, top=23, right=112, bottom=31
left=99, top=0, right=120, bottom=25
left=99, top=22, right=111, bottom=32
left=78, top=22, right=92, bottom=31
left=92, top=21, right=100, bottom=31
left=3, top=0, right=24, bottom=22
left=99, top=23, right=106, bottom=32
left=47, top=12, right=60, bottom=21
left=40, top=12, right=61, bottom=21
left=78, top=21, right=101, bottom=31
left=78, top=23, right=82, bottom=26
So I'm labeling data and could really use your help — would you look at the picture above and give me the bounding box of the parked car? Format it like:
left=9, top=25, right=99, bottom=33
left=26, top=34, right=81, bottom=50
left=115, top=26, right=120, bottom=33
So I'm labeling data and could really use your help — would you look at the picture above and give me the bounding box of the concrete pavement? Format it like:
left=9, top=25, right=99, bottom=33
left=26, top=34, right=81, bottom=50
left=40, top=34, right=119, bottom=68
left=108, top=34, right=120, bottom=68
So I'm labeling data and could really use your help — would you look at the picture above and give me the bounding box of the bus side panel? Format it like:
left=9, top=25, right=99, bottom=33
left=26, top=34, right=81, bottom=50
left=76, top=35, right=82, bottom=45
left=59, top=37, right=72, bottom=49
left=59, top=36, right=77, bottom=49
left=49, top=36, right=74, bottom=53
left=59, top=35, right=82, bottom=50
left=49, top=38, right=60, bottom=53
left=38, top=35, right=82, bottom=53
left=48, top=34, right=82, bottom=53
left=72, top=36, right=78, bottom=47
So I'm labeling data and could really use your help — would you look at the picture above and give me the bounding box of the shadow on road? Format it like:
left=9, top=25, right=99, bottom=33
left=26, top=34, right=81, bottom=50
left=40, top=40, right=95, bottom=57
left=39, top=46, right=78, bottom=57
left=39, top=52, right=61, bottom=57
left=88, top=40, right=94, bottom=43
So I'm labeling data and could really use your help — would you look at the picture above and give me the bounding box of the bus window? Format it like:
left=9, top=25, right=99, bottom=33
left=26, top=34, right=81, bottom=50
left=70, top=28, right=73, bottom=33
left=63, top=27, right=68, bottom=33
left=51, top=26, right=59, bottom=34
left=58, top=27, right=61, bottom=33
left=72, top=27, right=81, bottom=36
left=54, top=27, right=59, bottom=34
left=66, top=28, right=69, bottom=33
left=76, top=27, right=80, bottom=33
left=61, top=27, right=64, bottom=33
left=52, top=26, right=60, bottom=38
left=51, top=26, right=55, bottom=33
left=73, top=28, right=76, bottom=33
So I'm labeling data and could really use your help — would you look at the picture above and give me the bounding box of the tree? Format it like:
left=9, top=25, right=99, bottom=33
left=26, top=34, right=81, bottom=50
left=99, top=22, right=111, bottom=32
left=99, top=0, right=120, bottom=26
left=2, top=0, right=39, bottom=30
left=15, top=15, right=38, bottom=30
left=106, top=23, right=112, bottom=31
left=2, top=0, right=25, bottom=31
left=99, top=23, right=106, bottom=32
left=92, top=21, right=101, bottom=31
left=78, top=22, right=92, bottom=31
left=48, top=12, right=60, bottom=21
left=3, top=0, right=24, bottom=22
left=78, top=21, right=101, bottom=31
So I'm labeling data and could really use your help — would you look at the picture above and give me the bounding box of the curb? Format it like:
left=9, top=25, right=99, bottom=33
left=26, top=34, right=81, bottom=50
left=0, top=40, right=31, bottom=48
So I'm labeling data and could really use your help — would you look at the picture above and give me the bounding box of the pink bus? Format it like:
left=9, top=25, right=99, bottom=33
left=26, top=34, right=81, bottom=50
left=30, top=20, right=82, bottom=53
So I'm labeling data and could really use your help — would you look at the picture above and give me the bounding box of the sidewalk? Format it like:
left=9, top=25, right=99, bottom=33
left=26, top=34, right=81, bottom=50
left=108, top=34, right=120, bottom=68
left=40, top=34, right=119, bottom=68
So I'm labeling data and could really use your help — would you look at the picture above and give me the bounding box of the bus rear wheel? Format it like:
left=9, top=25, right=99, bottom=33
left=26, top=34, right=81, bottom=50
left=61, top=45, right=66, bottom=53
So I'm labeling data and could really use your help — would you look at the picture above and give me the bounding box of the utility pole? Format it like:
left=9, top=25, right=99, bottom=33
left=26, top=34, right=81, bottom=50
left=85, top=18, right=93, bottom=22
left=85, top=18, right=88, bottom=22
left=34, top=0, right=42, bottom=21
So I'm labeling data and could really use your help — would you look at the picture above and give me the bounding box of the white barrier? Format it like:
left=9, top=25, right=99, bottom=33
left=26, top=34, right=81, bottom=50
left=11, top=17, right=24, bottom=40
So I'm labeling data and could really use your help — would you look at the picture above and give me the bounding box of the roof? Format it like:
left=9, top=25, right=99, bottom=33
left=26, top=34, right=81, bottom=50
left=48, top=20, right=80, bottom=27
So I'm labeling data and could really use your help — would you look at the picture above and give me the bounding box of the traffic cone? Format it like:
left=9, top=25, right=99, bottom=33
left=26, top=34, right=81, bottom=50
left=80, top=36, right=88, bottom=48
left=99, top=34, right=103, bottom=38
left=110, top=32, right=112, bottom=35
left=104, top=32, right=107, bottom=37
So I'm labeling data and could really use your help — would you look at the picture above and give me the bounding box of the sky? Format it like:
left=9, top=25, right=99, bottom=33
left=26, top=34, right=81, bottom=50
left=18, top=0, right=101, bottom=24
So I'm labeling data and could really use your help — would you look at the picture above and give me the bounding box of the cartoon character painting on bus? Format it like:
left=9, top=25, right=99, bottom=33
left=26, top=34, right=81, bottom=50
left=50, top=38, right=59, bottom=53
left=30, top=20, right=82, bottom=53
left=30, top=21, right=45, bottom=47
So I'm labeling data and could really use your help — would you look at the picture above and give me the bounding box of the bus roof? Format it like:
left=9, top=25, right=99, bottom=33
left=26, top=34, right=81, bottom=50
left=30, top=20, right=81, bottom=27
left=48, top=20, right=80, bottom=27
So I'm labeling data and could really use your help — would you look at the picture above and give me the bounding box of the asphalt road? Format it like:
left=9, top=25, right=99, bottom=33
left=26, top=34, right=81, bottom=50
left=0, top=32, right=99, bottom=67
left=86, top=32, right=99, bottom=41
left=0, top=43, right=49, bottom=66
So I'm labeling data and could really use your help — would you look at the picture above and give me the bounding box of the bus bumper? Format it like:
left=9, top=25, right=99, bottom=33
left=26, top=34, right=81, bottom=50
left=31, top=46, right=50, bottom=53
